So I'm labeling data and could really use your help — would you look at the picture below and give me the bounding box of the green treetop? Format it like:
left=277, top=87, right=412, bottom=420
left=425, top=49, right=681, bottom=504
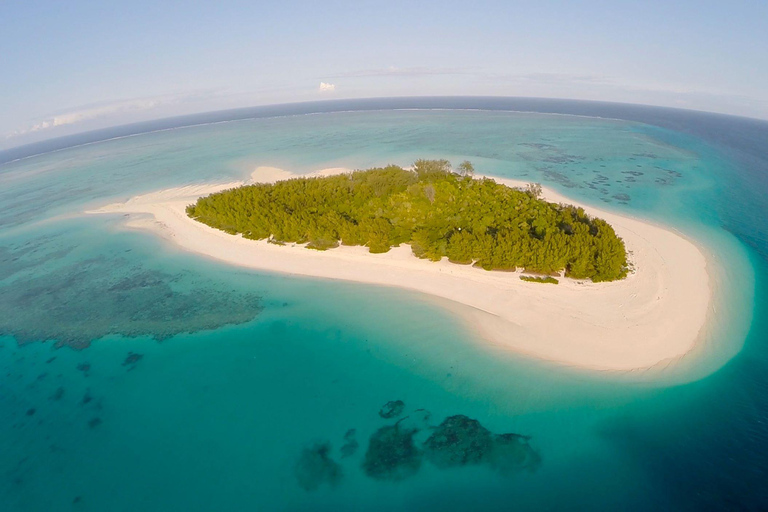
left=186, top=160, right=629, bottom=281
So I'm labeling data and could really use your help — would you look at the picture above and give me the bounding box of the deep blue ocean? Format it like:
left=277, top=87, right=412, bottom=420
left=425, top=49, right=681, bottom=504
left=1, top=98, right=767, bottom=511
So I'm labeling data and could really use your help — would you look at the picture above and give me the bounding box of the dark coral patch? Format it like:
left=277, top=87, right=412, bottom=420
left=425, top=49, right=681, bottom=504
left=423, top=415, right=542, bottom=476
left=423, top=415, right=494, bottom=468
left=122, top=352, right=143, bottom=367
left=0, top=255, right=263, bottom=349
left=378, top=400, right=405, bottom=419
left=50, top=386, right=64, bottom=401
left=340, top=429, right=359, bottom=458
left=362, top=425, right=422, bottom=481
left=294, top=442, right=343, bottom=491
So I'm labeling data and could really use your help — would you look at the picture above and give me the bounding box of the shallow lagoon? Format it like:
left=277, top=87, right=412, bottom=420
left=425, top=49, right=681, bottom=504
left=1, top=104, right=767, bottom=510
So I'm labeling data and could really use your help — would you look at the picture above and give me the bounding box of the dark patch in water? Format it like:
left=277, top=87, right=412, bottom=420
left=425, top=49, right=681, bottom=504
left=340, top=429, right=359, bottom=458
left=26, top=408, right=35, bottom=416
left=613, top=193, right=631, bottom=202
left=362, top=424, right=422, bottom=481
left=541, top=168, right=580, bottom=188
left=122, top=352, right=143, bottom=367
left=489, top=433, right=542, bottom=475
left=294, top=442, right=343, bottom=491
left=379, top=400, right=405, bottom=419
left=423, top=415, right=494, bottom=467
left=88, top=417, right=102, bottom=429
left=77, top=363, right=91, bottom=375
left=356, top=410, right=541, bottom=483
left=50, top=386, right=64, bottom=401
left=518, top=142, right=558, bottom=150
left=0, top=256, right=263, bottom=349
left=0, top=239, right=74, bottom=282
left=423, top=415, right=541, bottom=475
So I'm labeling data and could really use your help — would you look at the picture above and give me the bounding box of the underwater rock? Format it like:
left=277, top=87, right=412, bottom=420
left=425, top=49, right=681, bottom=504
left=423, top=415, right=542, bottom=476
left=77, top=363, right=91, bottom=375
left=362, top=425, right=422, bottom=481
left=378, top=400, right=405, bottom=419
left=340, top=440, right=358, bottom=458
left=423, top=415, right=494, bottom=468
left=88, top=417, right=102, bottom=429
left=50, top=386, right=64, bottom=401
left=294, top=442, right=343, bottom=491
left=488, top=433, right=542, bottom=475
left=340, top=429, right=359, bottom=458
left=26, top=408, right=35, bottom=416
left=81, top=389, right=93, bottom=405
left=122, top=352, right=143, bottom=367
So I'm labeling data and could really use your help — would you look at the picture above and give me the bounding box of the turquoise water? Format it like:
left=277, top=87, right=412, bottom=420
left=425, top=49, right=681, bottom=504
left=1, top=105, right=767, bottom=510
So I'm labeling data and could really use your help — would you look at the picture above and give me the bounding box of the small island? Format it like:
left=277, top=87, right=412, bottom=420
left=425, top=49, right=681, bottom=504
left=89, top=163, right=710, bottom=370
left=186, top=160, right=628, bottom=282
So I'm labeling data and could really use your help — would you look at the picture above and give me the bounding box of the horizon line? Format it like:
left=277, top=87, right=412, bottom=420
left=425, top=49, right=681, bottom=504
left=2, top=95, right=767, bottom=166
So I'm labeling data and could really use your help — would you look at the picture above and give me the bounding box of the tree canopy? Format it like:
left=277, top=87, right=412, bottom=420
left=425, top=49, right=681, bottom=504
left=186, top=160, right=629, bottom=281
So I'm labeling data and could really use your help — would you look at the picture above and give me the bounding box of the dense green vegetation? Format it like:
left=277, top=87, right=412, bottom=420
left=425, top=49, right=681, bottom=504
left=520, top=275, right=559, bottom=284
left=186, top=160, right=628, bottom=281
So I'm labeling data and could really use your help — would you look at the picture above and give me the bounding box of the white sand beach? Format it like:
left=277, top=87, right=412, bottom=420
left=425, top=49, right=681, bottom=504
left=88, top=166, right=711, bottom=371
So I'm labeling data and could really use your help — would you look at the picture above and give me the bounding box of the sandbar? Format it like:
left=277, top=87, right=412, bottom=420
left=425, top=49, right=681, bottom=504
left=88, top=166, right=711, bottom=371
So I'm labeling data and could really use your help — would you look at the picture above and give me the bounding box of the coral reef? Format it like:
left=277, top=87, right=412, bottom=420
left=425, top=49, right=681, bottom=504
left=294, top=442, right=343, bottom=491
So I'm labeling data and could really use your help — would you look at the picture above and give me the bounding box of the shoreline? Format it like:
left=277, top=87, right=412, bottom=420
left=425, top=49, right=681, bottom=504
left=88, top=166, right=712, bottom=371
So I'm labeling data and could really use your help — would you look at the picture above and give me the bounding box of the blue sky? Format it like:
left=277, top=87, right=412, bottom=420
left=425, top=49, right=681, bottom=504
left=2, top=0, right=767, bottom=148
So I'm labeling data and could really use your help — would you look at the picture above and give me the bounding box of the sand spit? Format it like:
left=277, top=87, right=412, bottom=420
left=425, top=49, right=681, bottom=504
left=88, top=166, right=711, bottom=371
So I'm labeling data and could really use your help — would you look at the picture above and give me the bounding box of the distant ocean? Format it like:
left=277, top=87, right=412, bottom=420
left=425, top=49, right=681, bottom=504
left=1, top=98, right=767, bottom=511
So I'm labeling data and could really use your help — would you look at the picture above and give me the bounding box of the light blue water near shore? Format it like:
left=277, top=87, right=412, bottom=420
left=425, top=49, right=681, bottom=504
left=1, top=104, right=767, bottom=510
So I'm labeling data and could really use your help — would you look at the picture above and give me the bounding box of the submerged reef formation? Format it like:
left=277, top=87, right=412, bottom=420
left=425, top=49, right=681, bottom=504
left=0, top=253, right=263, bottom=349
left=340, top=429, right=359, bottom=458
left=294, top=442, right=343, bottom=491
left=0, top=237, right=74, bottom=282
left=423, top=415, right=494, bottom=467
left=424, top=415, right=540, bottom=473
left=361, top=425, right=422, bottom=481
left=122, top=352, right=143, bottom=368
left=378, top=400, right=405, bottom=419
left=296, top=402, right=540, bottom=491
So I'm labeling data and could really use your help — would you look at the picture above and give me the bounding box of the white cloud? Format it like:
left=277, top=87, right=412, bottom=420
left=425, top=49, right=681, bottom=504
left=319, top=82, right=336, bottom=92
left=5, top=95, right=184, bottom=139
